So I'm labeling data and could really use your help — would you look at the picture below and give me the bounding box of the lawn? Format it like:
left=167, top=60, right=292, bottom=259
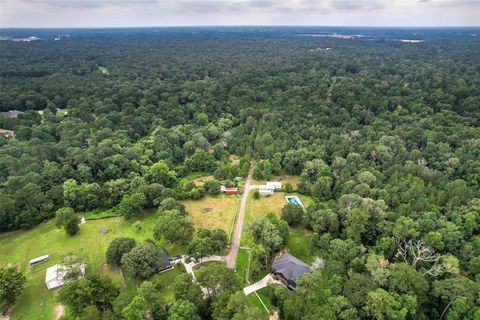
left=286, top=228, right=315, bottom=264
left=246, top=286, right=273, bottom=319
left=241, top=191, right=313, bottom=246
left=0, top=213, right=185, bottom=320
left=151, top=264, right=186, bottom=304
left=235, top=249, right=250, bottom=285
left=183, top=194, right=241, bottom=242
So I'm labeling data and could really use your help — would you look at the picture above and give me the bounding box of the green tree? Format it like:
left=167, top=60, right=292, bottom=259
left=0, top=266, right=26, bottom=314
left=55, top=207, right=80, bottom=236
left=364, top=288, right=416, bottom=320
left=106, top=237, right=136, bottom=266
left=119, top=193, right=146, bottom=219
left=58, top=273, right=119, bottom=317
left=154, top=209, right=194, bottom=245
left=122, top=296, right=147, bottom=320
left=281, top=203, right=304, bottom=226
left=121, top=242, right=167, bottom=279
left=148, top=161, right=178, bottom=187
left=211, top=228, right=229, bottom=251
left=168, top=300, right=201, bottom=320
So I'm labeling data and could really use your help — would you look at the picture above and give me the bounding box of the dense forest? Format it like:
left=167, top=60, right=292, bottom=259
left=0, top=27, right=479, bottom=319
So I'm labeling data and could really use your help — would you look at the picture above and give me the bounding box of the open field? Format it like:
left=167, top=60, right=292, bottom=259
left=0, top=213, right=186, bottom=320
left=183, top=194, right=241, bottom=241
left=192, top=175, right=214, bottom=186
left=241, top=191, right=313, bottom=246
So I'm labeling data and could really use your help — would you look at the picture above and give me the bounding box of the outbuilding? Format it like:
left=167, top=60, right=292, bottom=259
left=221, top=186, right=238, bottom=195
left=266, top=181, right=282, bottom=190
left=45, top=263, right=86, bottom=290
left=29, top=254, right=50, bottom=267
left=259, top=185, right=275, bottom=196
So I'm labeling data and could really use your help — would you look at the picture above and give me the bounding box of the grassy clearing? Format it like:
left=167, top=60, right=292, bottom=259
left=235, top=249, right=250, bottom=285
left=246, top=286, right=272, bottom=319
left=179, top=171, right=211, bottom=185
left=192, top=175, right=214, bottom=186
left=286, top=228, right=315, bottom=264
left=183, top=195, right=240, bottom=241
left=0, top=212, right=186, bottom=320
left=192, top=261, right=226, bottom=273
left=229, top=154, right=240, bottom=166
left=241, top=191, right=313, bottom=246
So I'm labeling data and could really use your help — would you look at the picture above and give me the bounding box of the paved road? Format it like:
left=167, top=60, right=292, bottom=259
left=226, top=162, right=253, bottom=268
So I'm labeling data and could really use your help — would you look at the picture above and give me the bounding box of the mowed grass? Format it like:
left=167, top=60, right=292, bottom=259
left=246, top=286, right=272, bottom=319
left=0, top=213, right=186, bottom=320
left=241, top=191, right=313, bottom=246
left=183, top=194, right=240, bottom=241
left=286, top=228, right=314, bottom=264
left=235, top=249, right=250, bottom=285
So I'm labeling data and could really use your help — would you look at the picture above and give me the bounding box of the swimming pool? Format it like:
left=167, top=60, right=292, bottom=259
left=285, top=195, right=304, bottom=208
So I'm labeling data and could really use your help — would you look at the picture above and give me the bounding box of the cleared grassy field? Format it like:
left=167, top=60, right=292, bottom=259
left=183, top=194, right=241, bottom=241
left=0, top=213, right=185, bottom=320
left=241, top=191, right=313, bottom=246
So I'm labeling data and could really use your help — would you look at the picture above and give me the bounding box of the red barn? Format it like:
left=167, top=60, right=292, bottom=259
left=221, top=186, right=238, bottom=195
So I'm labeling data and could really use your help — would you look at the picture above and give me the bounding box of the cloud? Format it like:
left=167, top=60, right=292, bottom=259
left=419, top=0, right=480, bottom=6
left=19, top=0, right=385, bottom=14
left=22, top=0, right=159, bottom=9
left=330, top=0, right=385, bottom=11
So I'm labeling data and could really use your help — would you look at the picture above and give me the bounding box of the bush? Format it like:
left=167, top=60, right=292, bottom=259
left=204, top=179, right=222, bottom=195
left=283, top=182, right=294, bottom=193
left=253, top=190, right=260, bottom=199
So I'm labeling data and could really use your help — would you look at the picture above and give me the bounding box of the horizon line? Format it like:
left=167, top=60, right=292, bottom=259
left=1, top=24, right=480, bottom=30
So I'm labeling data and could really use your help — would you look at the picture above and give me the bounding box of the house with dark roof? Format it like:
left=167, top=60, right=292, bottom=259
left=158, top=249, right=172, bottom=272
left=271, top=252, right=311, bottom=290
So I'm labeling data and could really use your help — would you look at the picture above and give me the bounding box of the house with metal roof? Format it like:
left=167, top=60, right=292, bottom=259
left=271, top=252, right=311, bottom=290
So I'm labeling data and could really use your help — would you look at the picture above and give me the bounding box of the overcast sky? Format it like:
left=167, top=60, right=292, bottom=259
left=1, top=0, right=479, bottom=28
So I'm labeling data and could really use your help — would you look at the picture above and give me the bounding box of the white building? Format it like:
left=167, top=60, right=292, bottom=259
left=259, top=185, right=275, bottom=196
left=45, top=263, right=86, bottom=290
left=266, top=181, right=282, bottom=190
left=29, top=254, right=50, bottom=267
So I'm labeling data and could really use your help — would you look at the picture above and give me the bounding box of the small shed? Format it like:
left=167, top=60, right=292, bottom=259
left=29, top=254, right=50, bottom=267
left=266, top=181, right=282, bottom=190
left=221, top=186, right=238, bottom=195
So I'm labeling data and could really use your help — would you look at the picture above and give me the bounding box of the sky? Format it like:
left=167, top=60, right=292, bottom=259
left=1, top=0, right=479, bottom=28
